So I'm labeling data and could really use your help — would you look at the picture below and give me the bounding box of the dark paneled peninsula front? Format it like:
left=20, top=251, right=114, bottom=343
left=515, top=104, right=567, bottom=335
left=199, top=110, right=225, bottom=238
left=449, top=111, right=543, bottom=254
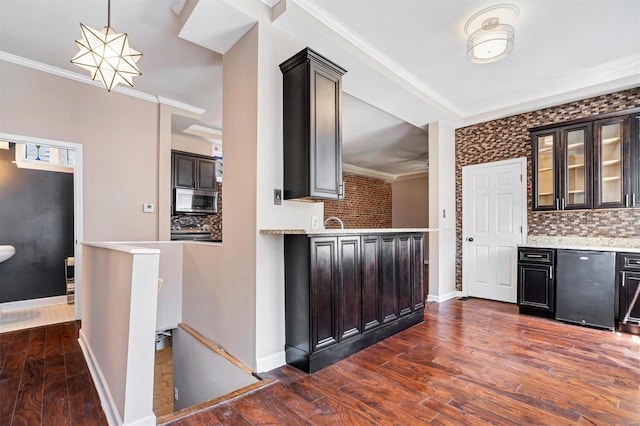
left=284, top=231, right=425, bottom=373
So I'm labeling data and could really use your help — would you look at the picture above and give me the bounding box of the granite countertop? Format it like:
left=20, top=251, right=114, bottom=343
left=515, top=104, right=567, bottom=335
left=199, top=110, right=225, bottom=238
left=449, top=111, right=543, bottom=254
left=521, top=236, right=640, bottom=253
left=260, top=228, right=437, bottom=236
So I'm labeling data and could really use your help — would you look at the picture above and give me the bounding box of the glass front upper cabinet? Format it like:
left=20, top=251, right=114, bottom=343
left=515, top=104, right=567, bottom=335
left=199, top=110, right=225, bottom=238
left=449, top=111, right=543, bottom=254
left=562, top=124, right=592, bottom=209
left=594, top=116, right=630, bottom=208
left=533, top=132, right=556, bottom=210
left=532, top=124, right=592, bottom=211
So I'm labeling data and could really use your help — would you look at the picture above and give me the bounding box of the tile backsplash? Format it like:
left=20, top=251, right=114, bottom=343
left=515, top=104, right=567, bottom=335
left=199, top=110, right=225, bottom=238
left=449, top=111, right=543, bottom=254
left=454, top=87, right=640, bottom=290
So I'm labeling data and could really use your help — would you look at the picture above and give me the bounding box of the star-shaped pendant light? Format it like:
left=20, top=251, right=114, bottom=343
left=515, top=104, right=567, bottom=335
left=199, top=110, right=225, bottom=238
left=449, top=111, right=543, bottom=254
left=71, top=0, right=142, bottom=91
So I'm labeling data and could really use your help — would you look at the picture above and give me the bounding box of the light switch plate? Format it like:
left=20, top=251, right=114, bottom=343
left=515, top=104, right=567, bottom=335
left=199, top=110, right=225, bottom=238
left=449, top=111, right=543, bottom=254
left=274, top=189, right=282, bottom=205
left=311, top=216, right=320, bottom=230
left=143, top=203, right=154, bottom=213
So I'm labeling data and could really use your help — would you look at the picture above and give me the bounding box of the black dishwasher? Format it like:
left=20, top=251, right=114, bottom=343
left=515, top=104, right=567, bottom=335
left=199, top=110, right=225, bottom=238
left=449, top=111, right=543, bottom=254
left=555, top=250, right=616, bottom=330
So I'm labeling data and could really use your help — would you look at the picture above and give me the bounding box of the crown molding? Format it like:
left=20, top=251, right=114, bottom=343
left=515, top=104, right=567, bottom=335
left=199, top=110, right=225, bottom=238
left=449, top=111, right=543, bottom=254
left=157, top=96, right=205, bottom=116
left=461, top=57, right=640, bottom=126
left=289, top=0, right=464, bottom=118
left=0, top=50, right=205, bottom=116
left=343, top=163, right=428, bottom=182
left=183, top=124, right=223, bottom=140
left=394, top=171, right=429, bottom=181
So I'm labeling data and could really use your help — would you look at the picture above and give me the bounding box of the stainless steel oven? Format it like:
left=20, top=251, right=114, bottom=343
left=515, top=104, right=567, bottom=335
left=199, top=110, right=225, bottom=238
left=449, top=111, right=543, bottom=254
left=173, top=188, right=218, bottom=215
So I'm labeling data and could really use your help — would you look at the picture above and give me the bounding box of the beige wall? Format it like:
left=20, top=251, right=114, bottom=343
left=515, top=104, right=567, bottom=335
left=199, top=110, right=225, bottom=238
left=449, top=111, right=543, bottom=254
left=0, top=61, right=160, bottom=242
left=392, top=176, right=429, bottom=228
left=172, top=133, right=218, bottom=157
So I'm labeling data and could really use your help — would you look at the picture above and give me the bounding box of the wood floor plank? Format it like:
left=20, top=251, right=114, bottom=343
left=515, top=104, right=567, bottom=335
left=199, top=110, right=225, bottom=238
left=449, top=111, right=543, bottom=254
left=67, top=373, right=104, bottom=425
left=0, top=377, right=20, bottom=425
left=44, top=325, right=64, bottom=357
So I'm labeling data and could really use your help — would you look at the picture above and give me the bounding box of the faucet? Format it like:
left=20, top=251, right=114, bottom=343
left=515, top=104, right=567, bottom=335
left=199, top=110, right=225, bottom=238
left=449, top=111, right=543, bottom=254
left=324, top=216, right=344, bottom=229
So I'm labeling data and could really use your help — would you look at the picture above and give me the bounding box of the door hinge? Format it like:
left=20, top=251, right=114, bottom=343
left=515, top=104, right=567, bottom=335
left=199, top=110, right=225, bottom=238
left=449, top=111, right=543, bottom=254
left=520, top=174, right=523, bottom=182
left=520, top=226, right=523, bottom=233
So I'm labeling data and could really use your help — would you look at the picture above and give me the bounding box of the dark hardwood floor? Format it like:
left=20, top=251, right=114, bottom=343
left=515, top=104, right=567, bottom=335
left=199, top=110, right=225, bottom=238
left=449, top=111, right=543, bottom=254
left=167, top=299, right=640, bottom=425
left=2, top=299, right=639, bottom=425
left=0, top=321, right=107, bottom=425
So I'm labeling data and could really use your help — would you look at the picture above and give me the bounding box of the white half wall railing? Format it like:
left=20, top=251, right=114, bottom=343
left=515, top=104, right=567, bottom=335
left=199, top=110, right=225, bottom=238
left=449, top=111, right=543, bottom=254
left=80, top=242, right=160, bottom=426
left=79, top=240, right=226, bottom=426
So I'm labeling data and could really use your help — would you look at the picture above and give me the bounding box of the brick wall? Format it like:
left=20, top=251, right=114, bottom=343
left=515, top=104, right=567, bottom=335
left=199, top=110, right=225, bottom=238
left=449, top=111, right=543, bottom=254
left=324, top=174, right=392, bottom=228
left=455, top=87, right=640, bottom=290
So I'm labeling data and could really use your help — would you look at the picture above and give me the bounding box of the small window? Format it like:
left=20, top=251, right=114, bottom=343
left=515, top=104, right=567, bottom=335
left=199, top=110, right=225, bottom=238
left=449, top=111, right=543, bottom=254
left=25, top=144, right=51, bottom=162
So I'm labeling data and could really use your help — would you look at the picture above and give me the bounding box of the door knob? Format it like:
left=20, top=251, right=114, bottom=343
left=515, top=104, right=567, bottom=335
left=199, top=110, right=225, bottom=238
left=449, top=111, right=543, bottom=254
left=467, top=237, right=474, bottom=242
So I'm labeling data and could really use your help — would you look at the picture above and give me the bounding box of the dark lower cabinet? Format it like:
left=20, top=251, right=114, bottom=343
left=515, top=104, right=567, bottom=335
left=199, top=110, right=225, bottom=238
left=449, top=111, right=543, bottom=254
left=618, top=253, right=640, bottom=335
left=361, top=235, right=381, bottom=331
left=517, top=248, right=555, bottom=318
left=285, top=232, right=425, bottom=373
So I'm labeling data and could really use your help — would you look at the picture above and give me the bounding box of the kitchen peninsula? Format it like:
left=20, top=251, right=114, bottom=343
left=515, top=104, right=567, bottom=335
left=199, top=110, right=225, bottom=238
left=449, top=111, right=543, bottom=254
left=261, top=228, right=436, bottom=372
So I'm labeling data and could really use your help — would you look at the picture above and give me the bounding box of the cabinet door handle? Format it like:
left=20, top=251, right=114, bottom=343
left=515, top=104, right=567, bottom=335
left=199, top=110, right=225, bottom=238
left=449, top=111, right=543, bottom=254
left=633, top=193, right=637, bottom=206
left=527, top=254, right=543, bottom=258
left=556, top=198, right=560, bottom=209
left=561, top=198, right=565, bottom=209
left=550, top=268, right=553, bottom=280
left=625, top=194, right=630, bottom=207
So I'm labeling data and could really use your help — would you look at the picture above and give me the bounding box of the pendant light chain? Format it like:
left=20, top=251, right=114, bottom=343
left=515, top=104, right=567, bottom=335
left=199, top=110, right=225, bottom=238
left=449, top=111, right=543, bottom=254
left=107, top=0, right=111, bottom=28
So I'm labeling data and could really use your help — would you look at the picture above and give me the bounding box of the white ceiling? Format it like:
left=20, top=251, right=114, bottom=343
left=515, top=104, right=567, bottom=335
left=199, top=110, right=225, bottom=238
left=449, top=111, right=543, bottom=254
left=1, top=0, right=638, bottom=177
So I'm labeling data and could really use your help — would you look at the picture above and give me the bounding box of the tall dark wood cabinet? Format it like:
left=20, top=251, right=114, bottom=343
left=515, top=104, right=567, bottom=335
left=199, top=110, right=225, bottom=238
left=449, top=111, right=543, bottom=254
left=280, top=48, right=347, bottom=201
left=517, top=248, right=555, bottom=317
left=284, top=232, right=425, bottom=373
left=172, top=151, right=217, bottom=190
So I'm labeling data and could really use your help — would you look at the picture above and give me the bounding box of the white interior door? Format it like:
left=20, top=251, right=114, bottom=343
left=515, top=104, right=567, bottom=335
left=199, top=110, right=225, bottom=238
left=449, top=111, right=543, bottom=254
left=462, top=158, right=526, bottom=303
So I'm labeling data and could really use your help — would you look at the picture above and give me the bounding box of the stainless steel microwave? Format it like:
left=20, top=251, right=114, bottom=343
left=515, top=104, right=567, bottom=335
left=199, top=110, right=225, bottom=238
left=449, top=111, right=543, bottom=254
left=173, top=188, right=218, bottom=215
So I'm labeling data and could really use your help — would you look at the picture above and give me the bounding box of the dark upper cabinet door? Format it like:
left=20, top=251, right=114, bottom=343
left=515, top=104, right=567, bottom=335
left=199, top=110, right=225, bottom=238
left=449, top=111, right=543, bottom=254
left=411, top=234, right=425, bottom=311
left=309, top=62, right=343, bottom=199
left=517, top=264, right=554, bottom=312
left=532, top=130, right=559, bottom=210
left=560, top=123, right=592, bottom=210
left=197, top=159, right=217, bottom=190
left=310, top=237, right=339, bottom=351
left=174, top=153, right=197, bottom=188
left=631, top=113, right=640, bottom=207
left=337, top=236, right=361, bottom=340
left=593, top=116, right=631, bottom=208
left=380, top=234, right=398, bottom=323
left=396, top=234, right=412, bottom=317
left=280, top=48, right=346, bottom=201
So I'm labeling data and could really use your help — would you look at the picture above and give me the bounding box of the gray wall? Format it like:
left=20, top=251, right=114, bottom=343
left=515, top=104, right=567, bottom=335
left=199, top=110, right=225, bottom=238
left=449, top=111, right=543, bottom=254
left=0, top=144, right=74, bottom=302
left=173, top=326, right=258, bottom=411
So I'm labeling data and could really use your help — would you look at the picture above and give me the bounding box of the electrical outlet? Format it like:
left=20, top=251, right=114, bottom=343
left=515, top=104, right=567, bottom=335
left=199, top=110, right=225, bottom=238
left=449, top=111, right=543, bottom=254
left=311, top=216, right=320, bottom=230
left=174, top=387, right=179, bottom=401
left=274, top=189, right=282, bottom=205
left=143, top=203, right=154, bottom=213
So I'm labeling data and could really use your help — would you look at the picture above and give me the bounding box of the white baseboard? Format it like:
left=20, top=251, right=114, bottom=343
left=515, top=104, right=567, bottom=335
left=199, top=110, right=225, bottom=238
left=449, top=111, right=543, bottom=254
left=79, top=330, right=124, bottom=426
left=427, top=291, right=459, bottom=303
left=1, top=295, right=68, bottom=311
left=256, top=350, right=286, bottom=373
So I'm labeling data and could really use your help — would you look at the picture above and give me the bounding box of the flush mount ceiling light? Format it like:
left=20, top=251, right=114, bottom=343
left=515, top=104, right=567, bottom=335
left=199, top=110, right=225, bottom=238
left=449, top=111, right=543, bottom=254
left=71, top=0, right=142, bottom=91
left=464, top=4, right=519, bottom=64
